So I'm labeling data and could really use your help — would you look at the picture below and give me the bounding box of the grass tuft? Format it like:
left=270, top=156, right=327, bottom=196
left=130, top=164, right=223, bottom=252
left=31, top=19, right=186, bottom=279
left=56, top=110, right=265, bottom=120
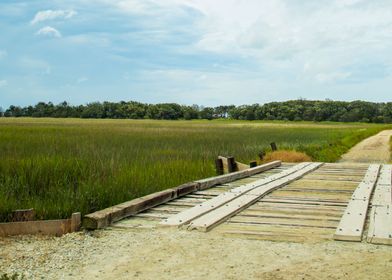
left=263, top=150, right=312, bottom=163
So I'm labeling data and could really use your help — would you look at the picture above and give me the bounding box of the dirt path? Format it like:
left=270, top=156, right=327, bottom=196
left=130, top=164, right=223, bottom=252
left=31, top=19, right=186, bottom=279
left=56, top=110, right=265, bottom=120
left=340, top=130, right=392, bottom=163
left=1, top=229, right=392, bottom=280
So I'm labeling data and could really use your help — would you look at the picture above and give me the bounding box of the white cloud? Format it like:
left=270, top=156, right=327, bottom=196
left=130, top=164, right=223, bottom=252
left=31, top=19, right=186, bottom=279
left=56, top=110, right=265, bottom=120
left=0, top=80, right=8, bottom=88
left=36, top=26, right=62, bottom=38
left=177, top=0, right=392, bottom=83
left=31, top=9, right=77, bottom=25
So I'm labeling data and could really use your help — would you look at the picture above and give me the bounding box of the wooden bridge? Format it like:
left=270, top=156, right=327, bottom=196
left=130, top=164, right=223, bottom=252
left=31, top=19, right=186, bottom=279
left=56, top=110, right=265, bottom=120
left=86, top=161, right=392, bottom=245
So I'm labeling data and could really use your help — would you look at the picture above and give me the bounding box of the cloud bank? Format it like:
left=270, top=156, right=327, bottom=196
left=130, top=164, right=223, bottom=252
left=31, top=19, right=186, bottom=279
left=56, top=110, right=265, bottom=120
left=31, top=9, right=77, bottom=25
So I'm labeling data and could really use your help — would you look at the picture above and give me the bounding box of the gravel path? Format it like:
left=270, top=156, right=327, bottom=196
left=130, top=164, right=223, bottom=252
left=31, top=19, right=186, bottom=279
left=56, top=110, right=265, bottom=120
left=1, top=228, right=392, bottom=280
left=340, top=130, right=392, bottom=163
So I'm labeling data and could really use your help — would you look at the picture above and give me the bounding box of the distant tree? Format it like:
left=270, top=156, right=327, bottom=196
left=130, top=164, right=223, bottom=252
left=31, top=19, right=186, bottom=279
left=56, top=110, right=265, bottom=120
left=199, top=107, right=214, bottom=120
left=3, top=99, right=392, bottom=123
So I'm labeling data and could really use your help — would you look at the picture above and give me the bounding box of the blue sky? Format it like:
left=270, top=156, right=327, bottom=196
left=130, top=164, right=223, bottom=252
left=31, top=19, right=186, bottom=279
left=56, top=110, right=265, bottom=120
left=1, top=0, right=392, bottom=108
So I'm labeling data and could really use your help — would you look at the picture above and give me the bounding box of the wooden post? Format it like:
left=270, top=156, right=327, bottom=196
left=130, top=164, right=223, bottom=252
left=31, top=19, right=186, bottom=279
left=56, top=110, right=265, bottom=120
left=270, top=142, right=278, bottom=151
left=227, top=157, right=236, bottom=173
left=11, top=209, right=35, bottom=222
left=215, top=158, right=224, bottom=175
left=249, top=161, right=257, bottom=168
left=71, top=212, right=81, bottom=232
left=258, top=151, right=266, bottom=160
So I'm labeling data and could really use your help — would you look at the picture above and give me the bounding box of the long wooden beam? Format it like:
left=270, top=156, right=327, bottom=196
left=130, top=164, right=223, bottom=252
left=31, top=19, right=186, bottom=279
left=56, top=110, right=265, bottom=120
left=367, top=165, right=392, bottom=245
left=333, top=164, right=380, bottom=242
left=84, top=160, right=281, bottom=229
left=0, top=213, right=81, bottom=237
left=160, top=162, right=310, bottom=227
left=187, top=162, right=323, bottom=232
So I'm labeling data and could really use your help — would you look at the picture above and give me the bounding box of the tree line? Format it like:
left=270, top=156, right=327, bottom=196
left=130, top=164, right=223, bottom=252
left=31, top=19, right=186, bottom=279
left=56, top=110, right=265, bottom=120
left=1, top=100, right=392, bottom=123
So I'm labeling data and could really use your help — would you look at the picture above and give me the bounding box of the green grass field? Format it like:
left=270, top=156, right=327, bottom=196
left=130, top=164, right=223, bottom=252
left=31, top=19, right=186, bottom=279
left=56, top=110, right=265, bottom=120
left=0, top=118, right=390, bottom=221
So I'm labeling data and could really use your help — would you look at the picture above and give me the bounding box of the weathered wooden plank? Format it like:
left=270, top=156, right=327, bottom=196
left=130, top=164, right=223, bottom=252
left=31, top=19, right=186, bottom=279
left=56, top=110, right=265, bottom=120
left=188, top=163, right=323, bottom=232
left=260, top=198, right=348, bottom=207
left=367, top=206, right=392, bottom=245
left=84, top=188, right=178, bottom=229
left=241, top=208, right=343, bottom=219
left=236, top=211, right=341, bottom=222
left=334, top=164, right=381, bottom=242
left=160, top=162, right=310, bottom=227
left=252, top=202, right=346, bottom=212
left=371, top=165, right=392, bottom=206
left=228, top=215, right=338, bottom=228
left=0, top=212, right=81, bottom=237
left=367, top=165, right=392, bottom=245
left=196, top=160, right=281, bottom=190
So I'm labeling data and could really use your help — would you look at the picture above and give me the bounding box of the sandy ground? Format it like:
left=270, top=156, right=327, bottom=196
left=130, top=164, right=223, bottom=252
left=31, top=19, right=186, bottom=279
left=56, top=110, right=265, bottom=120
left=340, top=130, right=392, bottom=163
left=1, top=130, right=392, bottom=279
left=1, top=228, right=392, bottom=280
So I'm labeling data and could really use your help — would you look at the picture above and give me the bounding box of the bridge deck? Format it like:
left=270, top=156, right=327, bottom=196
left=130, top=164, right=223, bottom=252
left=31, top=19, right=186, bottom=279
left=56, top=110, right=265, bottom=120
left=111, top=162, right=391, bottom=244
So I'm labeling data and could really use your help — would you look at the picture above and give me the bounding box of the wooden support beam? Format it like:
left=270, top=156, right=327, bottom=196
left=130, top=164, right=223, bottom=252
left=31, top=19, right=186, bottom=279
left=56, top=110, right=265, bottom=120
left=218, top=156, right=250, bottom=173
left=333, top=164, right=381, bottom=242
left=367, top=165, right=392, bottom=245
left=215, top=158, right=224, bottom=175
left=196, top=160, right=281, bottom=190
left=187, top=162, right=323, bottom=232
left=0, top=212, right=81, bottom=237
left=227, top=156, right=236, bottom=173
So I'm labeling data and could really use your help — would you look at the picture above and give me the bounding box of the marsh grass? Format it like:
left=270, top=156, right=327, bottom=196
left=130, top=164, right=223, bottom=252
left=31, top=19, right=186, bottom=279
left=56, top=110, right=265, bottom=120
left=0, top=118, right=389, bottom=221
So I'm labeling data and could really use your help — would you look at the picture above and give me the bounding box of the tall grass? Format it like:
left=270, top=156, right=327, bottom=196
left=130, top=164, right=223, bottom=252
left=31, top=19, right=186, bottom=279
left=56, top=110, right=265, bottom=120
left=0, top=118, right=389, bottom=221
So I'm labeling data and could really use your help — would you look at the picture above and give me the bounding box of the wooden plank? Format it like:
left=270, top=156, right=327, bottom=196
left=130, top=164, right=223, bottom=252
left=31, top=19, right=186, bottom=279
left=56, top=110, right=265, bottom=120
left=260, top=198, right=347, bottom=207
left=83, top=188, right=178, bottom=229
left=196, top=160, right=281, bottom=190
left=371, top=165, right=392, bottom=206
left=236, top=212, right=341, bottom=222
left=228, top=215, right=338, bottom=228
left=241, top=208, right=343, bottom=219
left=333, top=164, right=381, bottom=242
left=188, top=163, right=323, bottom=232
left=0, top=212, right=80, bottom=237
left=159, top=162, right=310, bottom=227
left=367, top=206, right=392, bottom=245
left=367, top=165, right=392, bottom=245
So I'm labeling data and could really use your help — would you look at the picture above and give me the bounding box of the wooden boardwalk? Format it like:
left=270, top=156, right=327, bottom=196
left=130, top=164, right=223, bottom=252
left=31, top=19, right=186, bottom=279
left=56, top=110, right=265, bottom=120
left=110, top=162, right=391, bottom=245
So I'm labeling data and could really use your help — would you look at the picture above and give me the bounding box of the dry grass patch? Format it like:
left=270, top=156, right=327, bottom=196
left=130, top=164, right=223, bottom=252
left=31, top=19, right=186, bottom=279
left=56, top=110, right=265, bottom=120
left=263, top=150, right=312, bottom=163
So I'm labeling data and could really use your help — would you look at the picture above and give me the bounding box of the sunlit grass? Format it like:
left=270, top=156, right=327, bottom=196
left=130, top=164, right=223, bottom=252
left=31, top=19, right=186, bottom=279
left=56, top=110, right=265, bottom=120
left=0, top=118, right=390, bottom=221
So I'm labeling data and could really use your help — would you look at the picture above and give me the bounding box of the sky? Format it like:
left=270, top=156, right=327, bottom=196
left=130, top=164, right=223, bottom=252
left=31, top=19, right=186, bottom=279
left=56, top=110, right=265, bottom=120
left=0, top=0, right=392, bottom=108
